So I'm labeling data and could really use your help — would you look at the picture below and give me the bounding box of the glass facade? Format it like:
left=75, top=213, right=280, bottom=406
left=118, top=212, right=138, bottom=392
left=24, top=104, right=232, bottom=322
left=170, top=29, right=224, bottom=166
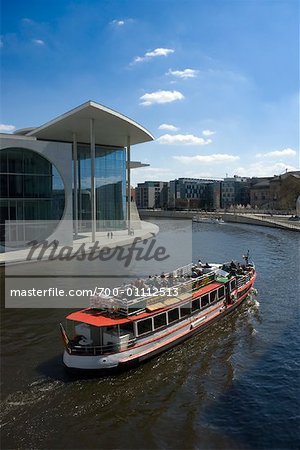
left=75, top=145, right=126, bottom=230
left=0, top=148, right=65, bottom=245
left=0, top=143, right=127, bottom=247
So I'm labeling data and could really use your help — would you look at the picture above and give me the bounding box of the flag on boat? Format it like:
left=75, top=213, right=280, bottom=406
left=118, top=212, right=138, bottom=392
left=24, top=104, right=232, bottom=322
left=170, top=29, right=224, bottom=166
left=59, top=323, right=70, bottom=347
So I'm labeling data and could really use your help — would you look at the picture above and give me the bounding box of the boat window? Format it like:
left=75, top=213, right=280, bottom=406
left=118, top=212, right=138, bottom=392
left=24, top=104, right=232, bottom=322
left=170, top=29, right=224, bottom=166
left=230, top=280, right=236, bottom=290
left=180, top=303, right=191, bottom=318
left=137, top=318, right=153, bottom=336
left=89, top=325, right=101, bottom=345
left=201, top=295, right=209, bottom=308
left=168, top=308, right=179, bottom=323
left=66, top=320, right=75, bottom=338
left=218, top=286, right=225, bottom=298
left=74, top=322, right=92, bottom=341
left=192, top=298, right=200, bottom=311
left=154, top=313, right=167, bottom=329
left=210, top=290, right=217, bottom=303
left=119, top=322, right=134, bottom=336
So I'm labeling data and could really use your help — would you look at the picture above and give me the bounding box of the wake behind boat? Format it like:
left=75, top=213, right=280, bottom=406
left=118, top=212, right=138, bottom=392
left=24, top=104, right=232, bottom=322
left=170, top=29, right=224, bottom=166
left=61, top=256, right=256, bottom=372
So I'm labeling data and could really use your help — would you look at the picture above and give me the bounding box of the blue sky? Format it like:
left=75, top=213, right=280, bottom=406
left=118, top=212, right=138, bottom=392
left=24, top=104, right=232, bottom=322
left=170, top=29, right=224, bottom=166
left=1, top=0, right=299, bottom=185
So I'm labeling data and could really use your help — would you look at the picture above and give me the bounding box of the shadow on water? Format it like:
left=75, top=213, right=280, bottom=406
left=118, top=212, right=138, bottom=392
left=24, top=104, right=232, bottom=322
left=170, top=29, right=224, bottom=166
left=36, top=354, right=75, bottom=383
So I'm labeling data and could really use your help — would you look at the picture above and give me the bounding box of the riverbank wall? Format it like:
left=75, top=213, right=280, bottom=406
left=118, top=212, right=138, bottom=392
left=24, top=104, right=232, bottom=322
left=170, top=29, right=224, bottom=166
left=139, top=210, right=300, bottom=232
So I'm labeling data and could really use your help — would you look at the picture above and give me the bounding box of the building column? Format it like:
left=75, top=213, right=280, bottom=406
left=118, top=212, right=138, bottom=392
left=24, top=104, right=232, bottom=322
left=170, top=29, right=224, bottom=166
left=90, top=118, right=96, bottom=242
left=73, top=133, right=78, bottom=238
left=127, top=136, right=131, bottom=234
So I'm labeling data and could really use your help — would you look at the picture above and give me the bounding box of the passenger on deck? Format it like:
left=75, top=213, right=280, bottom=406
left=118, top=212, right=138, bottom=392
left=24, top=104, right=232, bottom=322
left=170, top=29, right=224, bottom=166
left=230, top=260, right=237, bottom=269
left=167, top=274, right=174, bottom=286
left=161, top=278, right=168, bottom=287
left=153, top=276, right=160, bottom=288
left=204, top=262, right=211, bottom=268
left=237, top=265, right=243, bottom=275
left=133, top=278, right=140, bottom=288
left=147, top=275, right=155, bottom=287
left=192, top=267, right=202, bottom=277
left=139, top=279, right=147, bottom=289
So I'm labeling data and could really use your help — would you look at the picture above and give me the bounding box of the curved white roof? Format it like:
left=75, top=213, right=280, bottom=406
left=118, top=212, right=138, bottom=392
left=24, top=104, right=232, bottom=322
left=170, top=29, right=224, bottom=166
left=13, top=127, right=36, bottom=135
left=25, top=101, right=154, bottom=147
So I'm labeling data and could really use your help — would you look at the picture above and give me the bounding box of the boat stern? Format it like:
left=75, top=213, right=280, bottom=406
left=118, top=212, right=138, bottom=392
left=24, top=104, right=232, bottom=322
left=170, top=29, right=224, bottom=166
left=63, top=350, right=120, bottom=371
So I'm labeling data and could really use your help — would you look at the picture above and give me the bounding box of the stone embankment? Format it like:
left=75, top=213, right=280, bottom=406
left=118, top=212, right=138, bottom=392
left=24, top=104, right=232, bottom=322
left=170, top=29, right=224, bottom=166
left=139, top=210, right=300, bottom=232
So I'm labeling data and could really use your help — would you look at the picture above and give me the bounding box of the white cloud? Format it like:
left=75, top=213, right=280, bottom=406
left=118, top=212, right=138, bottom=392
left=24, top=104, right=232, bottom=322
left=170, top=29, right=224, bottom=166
left=184, top=170, right=217, bottom=178
left=111, top=19, right=125, bottom=26
left=158, top=123, right=179, bottom=132
left=202, top=129, right=216, bottom=136
left=32, top=39, right=45, bottom=45
left=0, top=124, right=16, bottom=133
left=81, top=175, right=123, bottom=188
left=134, top=47, right=174, bottom=63
left=236, top=162, right=298, bottom=177
left=157, top=134, right=212, bottom=146
left=131, top=167, right=175, bottom=186
left=256, top=147, right=297, bottom=158
left=22, top=18, right=35, bottom=25
left=140, top=90, right=184, bottom=106
left=110, top=18, right=134, bottom=28
left=173, top=154, right=240, bottom=163
left=167, top=68, right=198, bottom=79
left=0, top=37, right=3, bottom=48
left=139, top=167, right=172, bottom=174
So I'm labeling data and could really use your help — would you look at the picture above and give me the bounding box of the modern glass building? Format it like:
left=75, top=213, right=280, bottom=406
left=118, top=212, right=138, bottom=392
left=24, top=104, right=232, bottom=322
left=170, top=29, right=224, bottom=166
left=75, top=144, right=126, bottom=230
left=0, top=148, right=65, bottom=221
left=0, top=101, right=154, bottom=249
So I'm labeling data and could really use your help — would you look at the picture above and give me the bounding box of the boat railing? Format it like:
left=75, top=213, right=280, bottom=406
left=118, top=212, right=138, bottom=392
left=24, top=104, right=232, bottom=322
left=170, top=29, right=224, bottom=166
left=236, top=273, right=251, bottom=288
left=69, top=338, right=137, bottom=356
left=171, top=263, right=194, bottom=277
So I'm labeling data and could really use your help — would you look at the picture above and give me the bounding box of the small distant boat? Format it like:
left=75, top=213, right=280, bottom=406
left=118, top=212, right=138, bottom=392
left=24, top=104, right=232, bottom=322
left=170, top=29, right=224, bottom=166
left=61, top=256, right=256, bottom=372
left=193, top=216, right=225, bottom=224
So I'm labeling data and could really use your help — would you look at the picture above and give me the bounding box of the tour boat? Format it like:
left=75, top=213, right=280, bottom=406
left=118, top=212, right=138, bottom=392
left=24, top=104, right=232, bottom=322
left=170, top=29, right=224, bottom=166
left=193, top=216, right=225, bottom=224
left=61, top=257, right=256, bottom=372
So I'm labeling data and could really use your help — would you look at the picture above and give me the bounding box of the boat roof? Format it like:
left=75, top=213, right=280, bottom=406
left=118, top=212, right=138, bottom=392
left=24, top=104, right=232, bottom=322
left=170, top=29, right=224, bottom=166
left=66, top=281, right=223, bottom=327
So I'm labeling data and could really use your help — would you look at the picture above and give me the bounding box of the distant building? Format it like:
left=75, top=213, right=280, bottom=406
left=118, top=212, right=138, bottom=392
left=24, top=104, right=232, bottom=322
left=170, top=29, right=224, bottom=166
left=296, top=195, right=300, bottom=216
left=249, top=171, right=300, bottom=210
left=169, top=178, right=221, bottom=210
left=221, top=176, right=250, bottom=208
left=249, top=178, right=272, bottom=208
left=130, top=185, right=136, bottom=202
left=269, top=171, right=300, bottom=210
left=136, top=181, right=169, bottom=209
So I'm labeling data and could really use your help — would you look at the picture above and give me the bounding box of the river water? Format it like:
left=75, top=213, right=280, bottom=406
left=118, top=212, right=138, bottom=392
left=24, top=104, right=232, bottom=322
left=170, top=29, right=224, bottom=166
left=1, top=219, right=299, bottom=449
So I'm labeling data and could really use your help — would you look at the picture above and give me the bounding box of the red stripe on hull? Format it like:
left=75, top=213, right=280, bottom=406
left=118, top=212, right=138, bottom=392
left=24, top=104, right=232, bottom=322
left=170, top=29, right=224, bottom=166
left=119, top=280, right=255, bottom=366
